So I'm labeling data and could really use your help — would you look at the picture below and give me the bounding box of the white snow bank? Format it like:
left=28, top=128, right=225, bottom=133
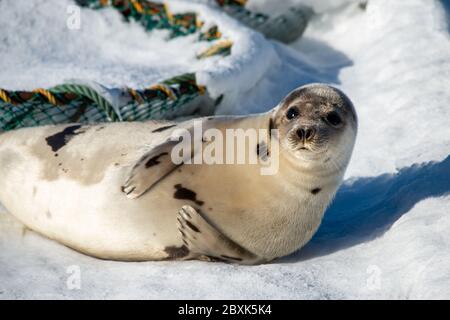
left=170, top=0, right=279, bottom=100
left=0, top=0, right=277, bottom=103
left=246, top=0, right=359, bottom=15
left=1, top=0, right=450, bottom=299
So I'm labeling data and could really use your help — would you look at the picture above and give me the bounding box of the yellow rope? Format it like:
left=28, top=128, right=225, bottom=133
left=33, top=88, right=57, bottom=105
left=148, top=84, right=176, bottom=100
left=128, top=88, right=144, bottom=104
left=163, top=2, right=174, bottom=23
left=196, top=16, right=204, bottom=29
left=0, top=89, right=12, bottom=104
left=235, top=0, right=248, bottom=5
left=130, top=0, right=144, bottom=13
left=197, top=39, right=233, bottom=59
left=212, top=28, right=222, bottom=39
left=196, top=84, right=206, bottom=95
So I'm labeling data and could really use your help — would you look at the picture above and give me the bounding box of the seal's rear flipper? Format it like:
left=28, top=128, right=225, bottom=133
left=177, top=205, right=265, bottom=265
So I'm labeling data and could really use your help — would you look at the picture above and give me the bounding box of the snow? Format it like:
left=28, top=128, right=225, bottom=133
left=1, top=0, right=450, bottom=299
left=0, top=0, right=277, bottom=101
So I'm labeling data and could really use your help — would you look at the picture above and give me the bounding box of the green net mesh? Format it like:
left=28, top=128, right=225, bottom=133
left=0, top=73, right=206, bottom=131
left=0, top=0, right=233, bottom=131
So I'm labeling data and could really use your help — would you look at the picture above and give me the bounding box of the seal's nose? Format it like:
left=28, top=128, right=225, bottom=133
left=297, top=127, right=316, bottom=142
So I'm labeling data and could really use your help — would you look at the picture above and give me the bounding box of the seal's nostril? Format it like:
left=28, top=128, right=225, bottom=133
left=305, top=128, right=315, bottom=141
left=297, top=127, right=315, bottom=141
left=297, top=128, right=305, bottom=140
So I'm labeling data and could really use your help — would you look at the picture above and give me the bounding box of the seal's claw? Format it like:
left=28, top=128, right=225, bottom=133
left=121, top=178, right=146, bottom=199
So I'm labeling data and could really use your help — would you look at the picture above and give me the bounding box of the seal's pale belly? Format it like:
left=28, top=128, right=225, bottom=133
left=0, top=123, right=178, bottom=258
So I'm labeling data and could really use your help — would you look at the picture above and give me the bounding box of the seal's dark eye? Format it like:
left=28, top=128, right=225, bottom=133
left=286, top=107, right=299, bottom=120
left=325, top=111, right=342, bottom=126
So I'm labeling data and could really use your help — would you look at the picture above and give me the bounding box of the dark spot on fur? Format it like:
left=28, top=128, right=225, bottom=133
left=256, top=142, right=269, bottom=160
left=80, top=158, right=84, bottom=161
left=208, top=207, right=213, bottom=211
left=164, top=245, right=189, bottom=259
left=58, top=163, right=62, bottom=166
left=268, top=118, right=275, bottom=139
left=186, top=220, right=200, bottom=233
left=214, top=94, right=224, bottom=106
left=96, top=126, right=105, bottom=132
left=145, top=152, right=168, bottom=168
left=45, top=125, right=84, bottom=152
left=269, top=117, right=274, bottom=130
left=220, top=255, right=243, bottom=261
left=152, top=124, right=176, bottom=133
left=114, top=163, right=120, bottom=166
left=54, top=153, right=58, bottom=157
left=173, top=184, right=204, bottom=206
left=311, top=188, right=321, bottom=194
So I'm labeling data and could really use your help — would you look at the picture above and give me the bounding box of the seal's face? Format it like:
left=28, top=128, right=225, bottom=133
left=272, top=84, right=358, bottom=167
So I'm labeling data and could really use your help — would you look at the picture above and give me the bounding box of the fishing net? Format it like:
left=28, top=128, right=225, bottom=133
left=0, top=0, right=313, bottom=131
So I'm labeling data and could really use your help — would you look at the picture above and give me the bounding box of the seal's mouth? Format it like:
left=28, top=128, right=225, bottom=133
left=289, top=139, right=327, bottom=154
left=296, top=145, right=328, bottom=155
left=287, top=138, right=330, bottom=162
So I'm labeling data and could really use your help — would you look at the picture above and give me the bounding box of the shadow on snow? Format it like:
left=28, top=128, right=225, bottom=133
left=284, top=155, right=450, bottom=262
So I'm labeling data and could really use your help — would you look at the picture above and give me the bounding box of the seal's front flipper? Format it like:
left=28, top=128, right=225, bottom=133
left=177, top=205, right=265, bottom=265
left=122, top=140, right=181, bottom=199
left=122, top=123, right=201, bottom=200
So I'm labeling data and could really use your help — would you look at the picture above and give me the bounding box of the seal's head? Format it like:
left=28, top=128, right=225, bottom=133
left=272, top=84, right=358, bottom=170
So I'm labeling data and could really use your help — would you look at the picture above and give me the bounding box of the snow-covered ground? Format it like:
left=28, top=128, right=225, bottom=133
left=1, top=0, right=450, bottom=299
